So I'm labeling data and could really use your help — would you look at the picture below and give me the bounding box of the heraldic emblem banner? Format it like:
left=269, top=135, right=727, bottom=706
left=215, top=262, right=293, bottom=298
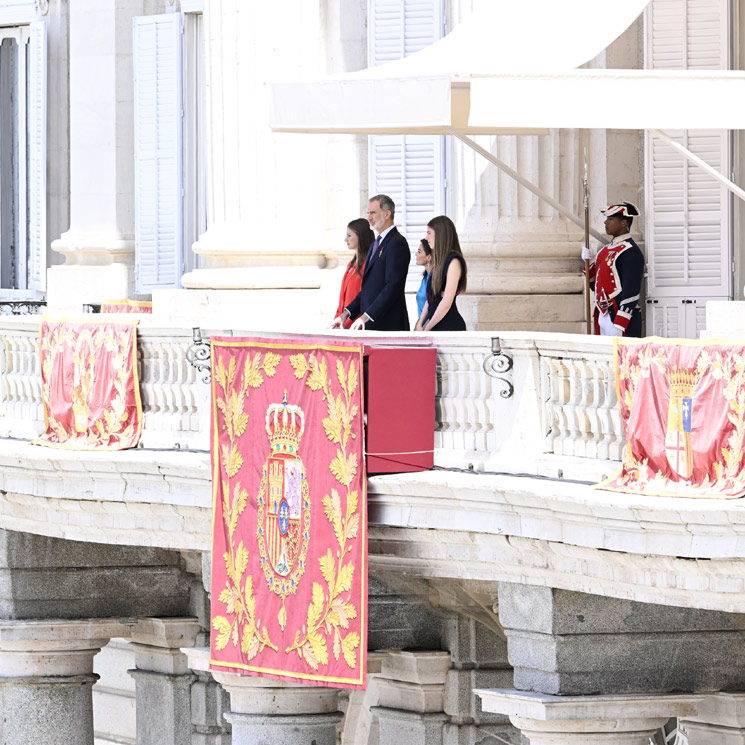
left=209, top=337, right=367, bottom=688
left=599, top=338, right=745, bottom=498
left=32, top=317, right=143, bottom=450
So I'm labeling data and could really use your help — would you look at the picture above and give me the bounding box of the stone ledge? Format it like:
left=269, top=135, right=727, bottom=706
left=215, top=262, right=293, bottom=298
left=368, top=470, right=745, bottom=560
left=369, top=529, right=745, bottom=613
left=474, top=688, right=701, bottom=721
left=3, top=441, right=745, bottom=612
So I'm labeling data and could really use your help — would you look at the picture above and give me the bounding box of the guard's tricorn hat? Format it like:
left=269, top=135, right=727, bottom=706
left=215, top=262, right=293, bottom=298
left=601, top=202, right=639, bottom=218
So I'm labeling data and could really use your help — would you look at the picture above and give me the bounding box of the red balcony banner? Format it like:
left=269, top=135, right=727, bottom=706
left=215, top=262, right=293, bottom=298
left=599, top=338, right=745, bottom=498
left=32, top=317, right=143, bottom=450
left=209, top=337, right=367, bottom=689
left=100, top=299, right=153, bottom=314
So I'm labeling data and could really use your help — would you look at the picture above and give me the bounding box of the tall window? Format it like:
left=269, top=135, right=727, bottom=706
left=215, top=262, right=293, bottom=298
left=0, top=21, right=46, bottom=297
left=644, top=0, right=732, bottom=338
left=133, top=9, right=205, bottom=293
left=368, top=0, right=445, bottom=291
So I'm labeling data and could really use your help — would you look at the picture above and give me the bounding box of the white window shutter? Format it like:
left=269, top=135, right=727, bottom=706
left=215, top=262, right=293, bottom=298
left=646, top=129, right=730, bottom=297
left=368, top=0, right=445, bottom=290
left=647, top=296, right=711, bottom=339
left=644, top=0, right=731, bottom=337
left=27, top=19, right=46, bottom=291
left=647, top=298, right=685, bottom=337
left=369, top=0, right=443, bottom=66
left=134, top=13, right=183, bottom=293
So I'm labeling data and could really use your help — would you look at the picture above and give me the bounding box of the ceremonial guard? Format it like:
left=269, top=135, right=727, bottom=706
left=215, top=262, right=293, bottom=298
left=582, top=202, right=645, bottom=337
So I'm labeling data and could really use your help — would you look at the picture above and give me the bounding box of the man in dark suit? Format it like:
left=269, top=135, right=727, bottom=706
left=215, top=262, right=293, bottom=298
left=331, top=194, right=410, bottom=331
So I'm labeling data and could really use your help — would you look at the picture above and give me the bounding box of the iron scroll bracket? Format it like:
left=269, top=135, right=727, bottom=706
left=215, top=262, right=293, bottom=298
left=483, top=337, right=514, bottom=399
left=186, top=327, right=211, bottom=383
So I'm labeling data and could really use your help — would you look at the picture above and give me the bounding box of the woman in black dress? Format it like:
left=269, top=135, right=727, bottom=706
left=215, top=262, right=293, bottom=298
left=414, top=215, right=467, bottom=331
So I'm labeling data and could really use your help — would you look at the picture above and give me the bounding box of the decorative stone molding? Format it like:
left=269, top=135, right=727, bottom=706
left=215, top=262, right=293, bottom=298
left=680, top=693, right=745, bottom=745
left=475, top=689, right=701, bottom=745
left=376, top=651, right=451, bottom=713
left=372, top=651, right=452, bottom=745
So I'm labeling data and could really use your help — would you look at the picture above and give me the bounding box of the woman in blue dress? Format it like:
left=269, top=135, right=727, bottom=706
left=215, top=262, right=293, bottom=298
left=415, top=238, right=432, bottom=318
left=415, top=215, right=467, bottom=332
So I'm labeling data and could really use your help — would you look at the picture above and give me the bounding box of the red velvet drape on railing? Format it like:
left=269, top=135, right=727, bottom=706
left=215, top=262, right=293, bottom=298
left=599, top=338, right=745, bottom=498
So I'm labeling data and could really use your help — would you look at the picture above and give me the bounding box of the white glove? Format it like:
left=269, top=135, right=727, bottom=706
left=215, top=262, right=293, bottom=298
left=598, top=311, right=623, bottom=337
left=581, top=245, right=596, bottom=262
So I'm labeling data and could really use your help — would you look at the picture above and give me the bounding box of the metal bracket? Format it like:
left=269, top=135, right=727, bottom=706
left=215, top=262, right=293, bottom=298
left=483, top=337, right=514, bottom=399
left=186, top=327, right=211, bottom=383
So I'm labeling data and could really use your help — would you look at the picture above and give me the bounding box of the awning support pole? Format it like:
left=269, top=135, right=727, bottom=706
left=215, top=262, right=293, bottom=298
left=445, top=127, right=606, bottom=243
left=651, top=129, right=745, bottom=204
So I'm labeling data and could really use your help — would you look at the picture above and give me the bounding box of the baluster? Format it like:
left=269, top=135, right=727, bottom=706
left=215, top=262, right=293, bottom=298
left=605, top=361, right=625, bottom=460
left=470, top=351, right=490, bottom=453
left=545, top=358, right=567, bottom=455
left=573, top=359, right=594, bottom=458
left=583, top=358, right=603, bottom=459
left=596, top=360, right=615, bottom=460
left=562, top=359, right=582, bottom=456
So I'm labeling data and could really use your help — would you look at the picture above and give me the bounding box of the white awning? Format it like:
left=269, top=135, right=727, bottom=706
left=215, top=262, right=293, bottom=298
left=272, top=69, right=745, bottom=135
left=271, top=0, right=657, bottom=135
left=269, top=0, right=745, bottom=217
left=467, top=70, right=745, bottom=131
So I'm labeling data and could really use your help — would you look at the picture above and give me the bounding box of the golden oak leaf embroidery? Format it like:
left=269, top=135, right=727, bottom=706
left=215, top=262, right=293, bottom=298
left=286, top=353, right=363, bottom=672
left=212, top=348, right=280, bottom=661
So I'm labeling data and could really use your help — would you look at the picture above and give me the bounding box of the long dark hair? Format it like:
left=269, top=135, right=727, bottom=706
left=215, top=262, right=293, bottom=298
left=347, top=218, right=374, bottom=277
left=428, top=215, right=467, bottom=296
left=420, top=239, right=432, bottom=278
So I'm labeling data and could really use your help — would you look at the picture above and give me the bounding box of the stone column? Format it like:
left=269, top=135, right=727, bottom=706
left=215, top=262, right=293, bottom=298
left=452, top=124, right=587, bottom=334
left=48, top=0, right=147, bottom=309
left=179, top=2, right=328, bottom=294
left=681, top=692, right=745, bottom=745
left=214, top=674, right=343, bottom=745
left=476, top=689, right=701, bottom=745
left=184, top=647, right=342, bottom=745
left=127, top=618, right=201, bottom=745
left=0, top=618, right=131, bottom=745
left=371, top=650, right=451, bottom=745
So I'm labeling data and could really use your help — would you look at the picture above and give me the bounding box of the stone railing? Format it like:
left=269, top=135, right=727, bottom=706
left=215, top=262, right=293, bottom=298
left=432, top=332, right=623, bottom=475
left=137, top=328, right=211, bottom=450
left=0, top=321, right=43, bottom=441
left=534, top=335, right=625, bottom=462
left=0, top=320, right=623, bottom=471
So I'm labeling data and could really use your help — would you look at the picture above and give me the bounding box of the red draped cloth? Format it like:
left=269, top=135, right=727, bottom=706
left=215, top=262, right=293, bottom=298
left=32, top=318, right=143, bottom=450
left=209, top=337, right=367, bottom=689
left=599, top=338, right=745, bottom=498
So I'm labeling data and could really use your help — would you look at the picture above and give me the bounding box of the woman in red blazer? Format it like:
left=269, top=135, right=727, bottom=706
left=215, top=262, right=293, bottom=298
left=334, top=218, right=374, bottom=328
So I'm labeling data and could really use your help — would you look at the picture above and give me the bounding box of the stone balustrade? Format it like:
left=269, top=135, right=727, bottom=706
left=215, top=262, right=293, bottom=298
left=0, top=319, right=623, bottom=470
left=432, top=332, right=623, bottom=476
left=533, top=335, right=625, bottom=462
left=137, top=329, right=210, bottom=451
left=0, top=322, right=43, bottom=441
